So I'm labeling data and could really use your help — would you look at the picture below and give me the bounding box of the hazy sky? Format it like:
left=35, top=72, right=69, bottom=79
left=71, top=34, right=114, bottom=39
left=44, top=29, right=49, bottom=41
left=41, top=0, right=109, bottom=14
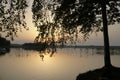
left=11, top=1, right=120, bottom=46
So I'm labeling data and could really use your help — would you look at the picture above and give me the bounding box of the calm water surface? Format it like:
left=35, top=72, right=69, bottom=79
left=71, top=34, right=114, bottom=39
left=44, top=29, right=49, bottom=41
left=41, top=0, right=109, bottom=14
left=0, top=48, right=120, bottom=80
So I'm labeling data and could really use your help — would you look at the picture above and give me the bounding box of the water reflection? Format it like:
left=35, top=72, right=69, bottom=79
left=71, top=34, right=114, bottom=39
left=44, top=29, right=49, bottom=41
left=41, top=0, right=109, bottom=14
left=0, top=48, right=10, bottom=57
left=38, top=47, right=56, bottom=61
left=22, top=43, right=57, bottom=61
left=0, top=48, right=120, bottom=80
left=0, top=47, right=120, bottom=58
left=95, top=48, right=120, bottom=55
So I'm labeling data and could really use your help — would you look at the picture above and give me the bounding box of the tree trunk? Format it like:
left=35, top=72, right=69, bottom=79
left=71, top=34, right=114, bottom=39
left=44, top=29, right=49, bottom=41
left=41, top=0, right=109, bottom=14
left=101, top=0, right=112, bottom=68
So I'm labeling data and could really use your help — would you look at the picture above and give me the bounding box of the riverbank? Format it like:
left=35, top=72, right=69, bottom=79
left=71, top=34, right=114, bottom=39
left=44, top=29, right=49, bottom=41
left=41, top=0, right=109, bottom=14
left=76, top=66, right=120, bottom=80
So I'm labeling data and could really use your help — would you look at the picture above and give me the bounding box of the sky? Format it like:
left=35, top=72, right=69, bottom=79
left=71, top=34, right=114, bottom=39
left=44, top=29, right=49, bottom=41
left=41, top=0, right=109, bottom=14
left=11, top=1, right=120, bottom=46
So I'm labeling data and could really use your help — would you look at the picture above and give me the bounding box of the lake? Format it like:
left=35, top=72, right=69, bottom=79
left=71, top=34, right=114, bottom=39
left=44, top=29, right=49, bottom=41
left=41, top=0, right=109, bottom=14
left=0, top=48, right=120, bottom=80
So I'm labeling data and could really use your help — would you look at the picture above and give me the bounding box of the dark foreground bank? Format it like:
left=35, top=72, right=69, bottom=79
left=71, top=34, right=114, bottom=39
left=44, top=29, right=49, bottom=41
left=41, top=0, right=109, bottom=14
left=76, top=66, right=120, bottom=80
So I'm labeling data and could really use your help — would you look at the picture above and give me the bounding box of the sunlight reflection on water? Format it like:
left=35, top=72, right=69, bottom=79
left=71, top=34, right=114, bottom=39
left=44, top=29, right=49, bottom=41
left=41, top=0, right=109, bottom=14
left=0, top=48, right=120, bottom=80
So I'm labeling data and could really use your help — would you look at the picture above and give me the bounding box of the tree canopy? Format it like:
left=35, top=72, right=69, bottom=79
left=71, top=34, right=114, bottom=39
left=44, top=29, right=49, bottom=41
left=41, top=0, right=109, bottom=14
left=56, top=0, right=120, bottom=32
left=32, top=0, right=120, bottom=44
left=32, top=0, right=60, bottom=43
left=55, top=0, right=120, bottom=51
left=0, top=0, right=120, bottom=43
left=0, top=0, right=28, bottom=40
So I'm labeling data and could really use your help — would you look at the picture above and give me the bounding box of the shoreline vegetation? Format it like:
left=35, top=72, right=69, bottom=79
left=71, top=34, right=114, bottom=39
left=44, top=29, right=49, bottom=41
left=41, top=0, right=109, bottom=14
left=11, top=43, right=120, bottom=49
left=0, top=37, right=10, bottom=53
left=10, top=43, right=120, bottom=55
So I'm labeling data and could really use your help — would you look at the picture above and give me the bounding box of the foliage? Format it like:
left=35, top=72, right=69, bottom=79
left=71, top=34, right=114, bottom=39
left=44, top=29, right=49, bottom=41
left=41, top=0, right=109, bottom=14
left=55, top=0, right=120, bottom=38
left=32, top=0, right=60, bottom=44
left=0, top=0, right=28, bottom=40
left=0, top=36, right=10, bottom=47
left=32, top=0, right=120, bottom=43
left=32, top=0, right=79, bottom=44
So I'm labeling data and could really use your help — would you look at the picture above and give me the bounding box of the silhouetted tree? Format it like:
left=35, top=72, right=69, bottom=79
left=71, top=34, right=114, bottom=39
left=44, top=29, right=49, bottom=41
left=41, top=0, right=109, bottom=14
left=32, top=0, right=120, bottom=68
left=0, top=0, right=28, bottom=40
left=0, top=36, right=10, bottom=47
left=56, top=0, right=120, bottom=68
left=32, top=0, right=59, bottom=44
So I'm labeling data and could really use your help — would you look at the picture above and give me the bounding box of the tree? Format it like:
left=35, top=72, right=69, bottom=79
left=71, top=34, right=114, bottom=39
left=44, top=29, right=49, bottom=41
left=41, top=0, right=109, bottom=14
left=0, top=36, right=10, bottom=47
left=32, top=0, right=120, bottom=68
left=32, top=0, right=80, bottom=47
left=32, top=0, right=120, bottom=67
left=56, top=0, right=120, bottom=68
left=32, top=0, right=59, bottom=43
left=0, top=0, right=28, bottom=40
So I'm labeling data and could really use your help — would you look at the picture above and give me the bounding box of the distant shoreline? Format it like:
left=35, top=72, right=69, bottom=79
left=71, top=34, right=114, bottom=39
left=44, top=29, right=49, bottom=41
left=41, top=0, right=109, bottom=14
left=10, top=44, right=120, bottom=49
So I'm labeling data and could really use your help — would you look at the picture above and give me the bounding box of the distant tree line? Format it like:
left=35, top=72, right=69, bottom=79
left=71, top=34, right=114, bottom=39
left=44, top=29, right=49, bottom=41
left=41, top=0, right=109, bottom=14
left=22, top=42, right=48, bottom=51
left=0, top=36, right=10, bottom=48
